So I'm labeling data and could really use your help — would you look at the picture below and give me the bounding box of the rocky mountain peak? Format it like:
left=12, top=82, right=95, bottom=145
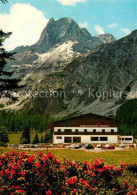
left=6, top=16, right=136, bottom=118
left=48, top=17, right=55, bottom=24
left=10, top=17, right=116, bottom=66
left=34, top=17, right=93, bottom=53
left=92, top=33, right=116, bottom=49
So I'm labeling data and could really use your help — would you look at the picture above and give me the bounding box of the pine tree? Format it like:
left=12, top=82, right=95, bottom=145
left=0, top=126, right=9, bottom=143
left=48, top=131, right=53, bottom=143
left=40, top=136, right=44, bottom=143
left=32, top=133, right=39, bottom=144
left=0, top=30, right=21, bottom=95
left=44, top=132, right=52, bottom=143
left=0, top=1, right=21, bottom=96
left=20, top=126, right=30, bottom=144
left=44, top=134, right=49, bottom=143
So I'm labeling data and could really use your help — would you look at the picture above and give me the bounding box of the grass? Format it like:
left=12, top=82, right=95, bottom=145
left=5, top=132, right=137, bottom=166
left=1, top=146, right=137, bottom=166
left=0, top=146, right=13, bottom=154
left=47, top=149, right=137, bottom=165
left=8, top=131, right=46, bottom=144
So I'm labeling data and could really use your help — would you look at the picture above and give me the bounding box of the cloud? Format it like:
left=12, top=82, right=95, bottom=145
left=79, top=21, right=88, bottom=29
left=57, top=0, right=86, bottom=6
left=94, top=25, right=105, bottom=34
left=107, top=23, right=117, bottom=28
left=0, top=3, right=48, bottom=50
left=120, top=28, right=131, bottom=35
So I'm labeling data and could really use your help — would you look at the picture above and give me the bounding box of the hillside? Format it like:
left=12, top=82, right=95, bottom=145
left=20, top=29, right=137, bottom=118
left=2, top=18, right=137, bottom=121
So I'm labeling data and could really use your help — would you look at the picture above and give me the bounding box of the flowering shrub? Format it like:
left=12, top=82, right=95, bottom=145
left=127, top=164, right=137, bottom=173
left=0, top=151, right=137, bottom=194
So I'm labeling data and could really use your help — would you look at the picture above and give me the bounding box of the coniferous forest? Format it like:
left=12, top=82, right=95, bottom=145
left=0, top=110, right=54, bottom=133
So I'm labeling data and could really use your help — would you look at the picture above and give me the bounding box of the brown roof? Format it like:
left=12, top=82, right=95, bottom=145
left=54, top=113, right=119, bottom=125
left=50, top=113, right=119, bottom=128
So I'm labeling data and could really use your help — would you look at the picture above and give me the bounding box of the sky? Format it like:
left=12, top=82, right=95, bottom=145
left=0, top=0, right=137, bottom=50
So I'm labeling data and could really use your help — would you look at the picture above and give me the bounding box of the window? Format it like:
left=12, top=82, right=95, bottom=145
left=64, top=137, right=72, bottom=143
left=125, top=138, right=132, bottom=141
left=102, top=129, right=105, bottom=133
left=57, top=136, right=62, bottom=139
left=75, top=129, right=79, bottom=132
left=100, top=137, right=108, bottom=141
left=93, top=129, right=96, bottom=132
left=111, top=129, right=114, bottom=133
left=119, top=138, right=121, bottom=140
left=58, top=129, right=61, bottom=133
left=64, top=129, right=72, bottom=133
left=73, top=137, right=81, bottom=143
left=91, top=137, right=99, bottom=141
left=84, top=129, right=87, bottom=133
left=122, top=138, right=124, bottom=140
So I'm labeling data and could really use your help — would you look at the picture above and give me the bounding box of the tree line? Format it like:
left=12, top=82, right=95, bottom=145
left=116, top=99, right=137, bottom=138
left=0, top=110, right=54, bottom=132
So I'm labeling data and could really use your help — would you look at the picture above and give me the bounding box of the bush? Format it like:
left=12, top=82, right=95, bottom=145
left=0, top=151, right=137, bottom=194
left=127, top=164, right=137, bottom=173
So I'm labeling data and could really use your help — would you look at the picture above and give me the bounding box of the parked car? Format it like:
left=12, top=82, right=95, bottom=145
left=106, top=145, right=115, bottom=150
left=30, top=145, right=37, bottom=148
left=35, top=145, right=39, bottom=148
left=51, top=144, right=58, bottom=146
left=119, top=144, right=126, bottom=148
left=84, top=144, right=94, bottom=149
left=19, top=145, right=24, bottom=148
left=74, top=144, right=83, bottom=149
left=129, top=144, right=135, bottom=148
left=69, top=144, right=78, bottom=149
left=61, top=145, right=65, bottom=148
left=97, top=144, right=102, bottom=148
left=101, top=146, right=107, bottom=150
left=12, top=144, right=19, bottom=148
left=105, top=144, right=110, bottom=148
left=22, top=144, right=30, bottom=148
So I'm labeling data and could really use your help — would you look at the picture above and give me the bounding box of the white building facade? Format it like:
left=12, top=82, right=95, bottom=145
left=53, top=127, right=119, bottom=144
left=52, top=114, right=133, bottom=144
left=119, top=136, right=133, bottom=144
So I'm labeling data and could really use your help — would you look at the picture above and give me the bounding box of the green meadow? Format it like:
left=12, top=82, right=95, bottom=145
left=1, top=146, right=137, bottom=166
left=8, top=131, right=47, bottom=144
left=3, top=132, right=137, bottom=166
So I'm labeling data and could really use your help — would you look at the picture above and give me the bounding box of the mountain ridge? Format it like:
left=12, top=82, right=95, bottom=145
left=11, top=17, right=116, bottom=56
left=4, top=17, right=136, bottom=119
left=21, top=28, right=137, bottom=118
